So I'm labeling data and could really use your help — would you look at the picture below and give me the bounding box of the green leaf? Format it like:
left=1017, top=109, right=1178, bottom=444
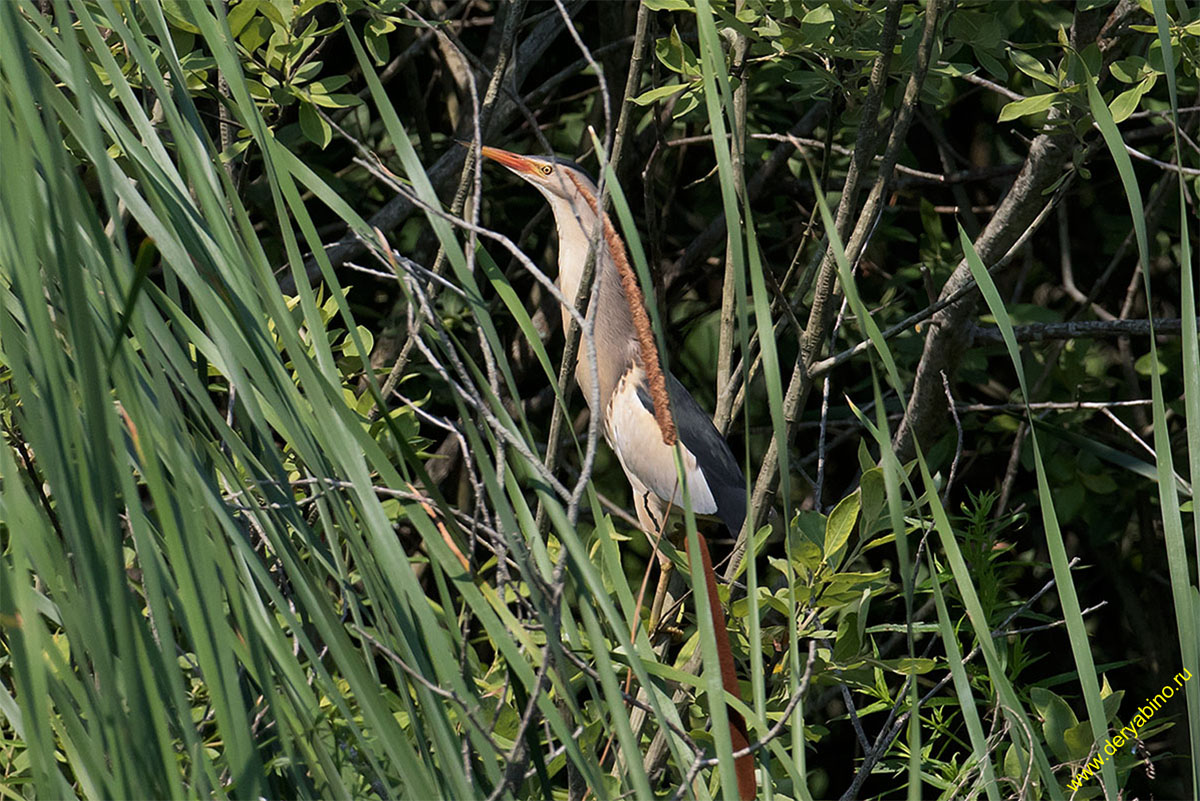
left=801, top=4, right=835, bottom=40
left=654, top=26, right=699, bottom=78
left=1003, top=740, right=1028, bottom=781
left=631, top=82, right=689, bottom=106
left=1147, top=38, right=1179, bottom=73
left=309, top=76, right=351, bottom=93
left=1063, top=721, right=1095, bottom=762
left=1110, top=55, right=1148, bottom=84
left=790, top=539, right=823, bottom=573
left=823, top=492, right=860, bottom=565
left=1032, top=686, right=1079, bottom=763
left=292, top=59, right=323, bottom=83
left=857, top=438, right=875, bottom=474
left=227, top=0, right=261, bottom=37
left=239, top=17, right=270, bottom=52
left=801, top=5, right=834, bottom=25
left=1102, top=688, right=1125, bottom=724
left=161, top=0, right=202, bottom=33
left=643, top=0, right=694, bottom=9
left=298, top=102, right=331, bottom=148
left=341, top=325, right=374, bottom=359
left=1109, top=80, right=1151, bottom=123
left=368, top=16, right=397, bottom=36
left=258, top=0, right=290, bottom=30
left=881, top=657, right=938, bottom=675
left=949, top=11, right=1003, bottom=50
left=976, top=48, right=1008, bottom=81
left=365, top=28, right=390, bottom=65
left=1134, top=351, right=1168, bottom=376
left=1079, top=471, right=1119, bottom=494
left=997, top=92, right=1060, bottom=122
left=671, top=87, right=700, bottom=117
left=793, top=509, right=825, bottom=546
left=308, top=92, right=362, bottom=108
left=1008, top=48, right=1058, bottom=87
left=831, top=612, right=861, bottom=663
left=859, top=467, right=885, bottom=540
left=931, top=62, right=977, bottom=78
left=822, top=569, right=889, bottom=603
left=246, top=79, right=271, bottom=99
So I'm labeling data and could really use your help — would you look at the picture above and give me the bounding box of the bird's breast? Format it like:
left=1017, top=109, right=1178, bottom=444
left=604, top=367, right=719, bottom=515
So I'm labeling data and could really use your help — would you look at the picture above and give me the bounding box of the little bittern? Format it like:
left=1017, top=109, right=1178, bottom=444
left=480, top=144, right=755, bottom=799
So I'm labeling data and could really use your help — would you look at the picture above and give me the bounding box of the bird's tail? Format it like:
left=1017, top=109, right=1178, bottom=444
left=692, top=532, right=756, bottom=800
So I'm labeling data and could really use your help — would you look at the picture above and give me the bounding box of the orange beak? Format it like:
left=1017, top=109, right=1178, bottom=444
left=479, top=145, right=539, bottom=175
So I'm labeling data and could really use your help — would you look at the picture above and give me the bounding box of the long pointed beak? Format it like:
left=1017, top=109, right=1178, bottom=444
left=478, top=145, right=538, bottom=175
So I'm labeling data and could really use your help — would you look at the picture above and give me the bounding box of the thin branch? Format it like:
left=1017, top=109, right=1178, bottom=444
left=368, top=1, right=526, bottom=419
left=669, top=131, right=1021, bottom=188
left=808, top=175, right=1071, bottom=379
left=973, top=317, right=1197, bottom=343
left=733, top=0, right=938, bottom=575
left=959, top=71, right=1024, bottom=101
left=957, top=398, right=1154, bottom=413
left=645, top=3, right=935, bottom=786
left=1100, top=407, right=1191, bottom=492
left=608, top=2, right=650, bottom=173
left=714, top=2, right=750, bottom=426
left=940, top=371, right=963, bottom=504
left=351, top=623, right=503, bottom=757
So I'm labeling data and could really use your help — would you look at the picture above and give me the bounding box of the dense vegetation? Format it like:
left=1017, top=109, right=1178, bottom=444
left=1, top=1, right=1199, bottom=799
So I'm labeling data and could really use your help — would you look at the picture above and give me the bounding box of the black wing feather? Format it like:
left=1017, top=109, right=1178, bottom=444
left=636, top=373, right=747, bottom=535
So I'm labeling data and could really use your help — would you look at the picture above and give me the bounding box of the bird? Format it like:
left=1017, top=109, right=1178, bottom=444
left=479, top=144, right=755, bottom=800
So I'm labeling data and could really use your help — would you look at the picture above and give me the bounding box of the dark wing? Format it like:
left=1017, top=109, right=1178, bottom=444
left=637, top=372, right=747, bottom=535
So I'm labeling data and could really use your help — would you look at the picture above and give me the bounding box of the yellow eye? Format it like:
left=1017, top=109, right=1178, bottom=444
left=540, top=164, right=553, bottom=175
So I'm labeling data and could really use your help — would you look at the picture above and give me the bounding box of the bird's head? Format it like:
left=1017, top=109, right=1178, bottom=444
left=477, top=145, right=597, bottom=205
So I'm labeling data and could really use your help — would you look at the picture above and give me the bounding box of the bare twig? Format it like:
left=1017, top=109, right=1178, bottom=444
left=368, top=1, right=526, bottom=419
left=669, top=131, right=1021, bottom=188
left=972, top=317, right=1197, bottom=343
left=1100, top=407, right=1191, bottom=492
left=714, top=3, right=750, bottom=426
left=958, top=398, right=1154, bottom=413
left=352, top=623, right=503, bottom=756
left=732, top=0, right=938, bottom=576
left=960, top=71, right=1024, bottom=101
left=672, top=103, right=828, bottom=302
left=940, top=371, right=963, bottom=504
left=799, top=0, right=907, bottom=371
left=608, top=2, right=649, bottom=174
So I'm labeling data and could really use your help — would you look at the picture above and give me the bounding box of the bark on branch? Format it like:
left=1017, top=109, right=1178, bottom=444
left=973, top=317, right=1197, bottom=343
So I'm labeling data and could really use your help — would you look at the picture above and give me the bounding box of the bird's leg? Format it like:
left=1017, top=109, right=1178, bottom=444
left=636, top=489, right=673, bottom=635
left=648, top=553, right=672, bottom=635
left=603, top=491, right=669, bottom=774
left=614, top=487, right=675, bottom=784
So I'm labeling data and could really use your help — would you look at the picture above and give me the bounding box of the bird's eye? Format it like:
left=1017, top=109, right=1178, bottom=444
left=540, top=164, right=554, bottom=175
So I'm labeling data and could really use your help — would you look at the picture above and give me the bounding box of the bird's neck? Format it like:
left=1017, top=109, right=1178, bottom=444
left=548, top=195, right=638, bottom=419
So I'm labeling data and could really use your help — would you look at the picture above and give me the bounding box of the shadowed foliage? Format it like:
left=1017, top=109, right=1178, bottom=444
left=1, top=1, right=1198, bottom=799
